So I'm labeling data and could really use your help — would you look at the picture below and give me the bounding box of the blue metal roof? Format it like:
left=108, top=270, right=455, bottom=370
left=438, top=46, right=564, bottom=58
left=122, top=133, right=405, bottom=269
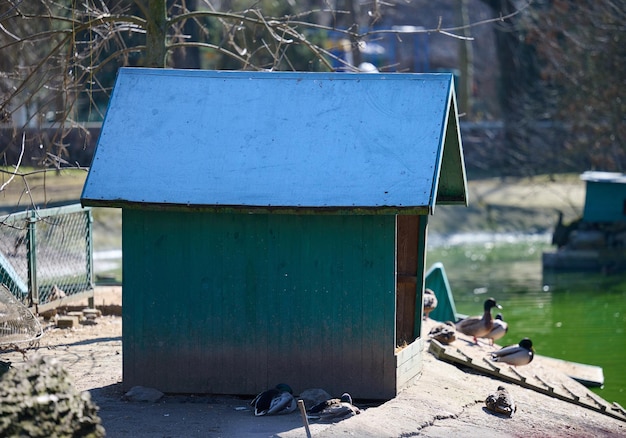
left=81, top=68, right=467, bottom=213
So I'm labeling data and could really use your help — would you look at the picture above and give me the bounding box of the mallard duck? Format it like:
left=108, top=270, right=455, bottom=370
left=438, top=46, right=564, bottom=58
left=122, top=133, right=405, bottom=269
left=423, top=288, right=438, bottom=320
left=483, top=313, right=508, bottom=346
left=428, top=321, right=456, bottom=345
left=485, top=385, right=516, bottom=417
left=490, top=338, right=534, bottom=366
left=250, top=383, right=297, bottom=416
left=455, top=298, right=502, bottom=344
left=307, top=392, right=360, bottom=421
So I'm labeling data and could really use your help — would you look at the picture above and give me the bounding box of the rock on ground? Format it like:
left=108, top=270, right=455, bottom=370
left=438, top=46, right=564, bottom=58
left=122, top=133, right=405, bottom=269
left=0, top=355, right=105, bottom=438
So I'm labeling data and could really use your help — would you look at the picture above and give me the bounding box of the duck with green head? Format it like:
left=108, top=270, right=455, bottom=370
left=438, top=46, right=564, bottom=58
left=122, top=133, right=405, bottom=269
left=490, top=338, right=535, bottom=366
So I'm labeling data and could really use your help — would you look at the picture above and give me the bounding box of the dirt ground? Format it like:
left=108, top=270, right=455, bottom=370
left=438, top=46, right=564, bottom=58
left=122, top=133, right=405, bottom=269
left=2, top=286, right=625, bottom=437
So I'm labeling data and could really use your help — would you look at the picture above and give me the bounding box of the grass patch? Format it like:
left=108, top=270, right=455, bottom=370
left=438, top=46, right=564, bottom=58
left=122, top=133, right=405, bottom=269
left=0, top=167, right=88, bottom=211
left=0, top=169, right=122, bottom=280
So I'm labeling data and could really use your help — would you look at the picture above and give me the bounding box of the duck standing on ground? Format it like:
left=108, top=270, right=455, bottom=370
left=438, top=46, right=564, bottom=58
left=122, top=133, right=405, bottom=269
left=483, top=313, right=508, bottom=346
left=428, top=321, right=456, bottom=345
left=455, top=298, right=502, bottom=344
left=307, top=393, right=360, bottom=421
left=250, top=383, right=297, bottom=416
left=423, top=288, right=438, bottom=320
left=490, top=338, right=534, bottom=366
left=485, top=385, right=517, bottom=417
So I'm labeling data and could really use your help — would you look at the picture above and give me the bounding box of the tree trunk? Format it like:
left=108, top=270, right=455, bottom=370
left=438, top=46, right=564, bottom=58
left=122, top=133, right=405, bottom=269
left=145, top=0, right=168, bottom=68
left=481, top=0, right=543, bottom=174
left=457, top=0, right=474, bottom=116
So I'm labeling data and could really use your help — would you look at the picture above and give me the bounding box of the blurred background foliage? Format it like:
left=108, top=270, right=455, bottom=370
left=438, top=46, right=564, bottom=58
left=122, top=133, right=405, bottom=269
left=0, top=0, right=624, bottom=178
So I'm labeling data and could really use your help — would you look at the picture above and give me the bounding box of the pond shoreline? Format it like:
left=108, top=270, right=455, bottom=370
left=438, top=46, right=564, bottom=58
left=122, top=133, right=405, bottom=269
left=429, top=174, right=585, bottom=236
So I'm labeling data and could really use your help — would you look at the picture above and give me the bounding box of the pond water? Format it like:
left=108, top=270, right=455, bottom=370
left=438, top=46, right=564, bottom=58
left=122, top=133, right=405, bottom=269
left=427, top=232, right=626, bottom=408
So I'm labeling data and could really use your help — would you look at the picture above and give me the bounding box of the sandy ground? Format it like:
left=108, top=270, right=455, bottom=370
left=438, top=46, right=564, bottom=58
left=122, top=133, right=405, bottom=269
left=1, top=286, right=625, bottom=437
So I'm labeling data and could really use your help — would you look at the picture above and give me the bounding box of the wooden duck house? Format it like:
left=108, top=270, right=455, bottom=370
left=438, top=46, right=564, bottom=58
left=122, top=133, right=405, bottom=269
left=580, top=171, right=626, bottom=223
left=543, top=171, right=626, bottom=272
left=81, top=68, right=468, bottom=399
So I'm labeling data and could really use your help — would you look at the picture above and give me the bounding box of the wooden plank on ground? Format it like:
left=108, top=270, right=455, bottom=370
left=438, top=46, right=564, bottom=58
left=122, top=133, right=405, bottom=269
left=428, top=339, right=625, bottom=423
left=537, top=354, right=604, bottom=387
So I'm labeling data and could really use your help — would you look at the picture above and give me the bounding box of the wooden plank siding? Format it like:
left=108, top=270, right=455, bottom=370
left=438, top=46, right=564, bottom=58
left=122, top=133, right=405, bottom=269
left=396, top=215, right=428, bottom=346
left=414, top=215, right=429, bottom=338
left=122, top=209, right=398, bottom=398
left=395, top=337, right=425, bottom=391
left=395, top=215, right=420, bottom=347
left=393, top=215, right=427, bottom=392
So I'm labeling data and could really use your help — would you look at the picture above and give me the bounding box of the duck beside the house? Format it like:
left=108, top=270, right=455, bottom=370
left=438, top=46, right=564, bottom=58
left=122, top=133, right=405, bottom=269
left=490, top=338, right=534, bottom=366
left=307, top=392, right=360, bottom=421
left=250, top=383, right=297, bottom=416
left=429, top=321, right=456, bottom=345
left=455, top=298, right=502, bottom=344
left=423, top=288, right=438, bottom=320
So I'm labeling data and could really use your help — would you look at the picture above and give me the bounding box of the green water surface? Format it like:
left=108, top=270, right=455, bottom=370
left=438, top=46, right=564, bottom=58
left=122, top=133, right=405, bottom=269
left=427, top=233, right=626, bottom=408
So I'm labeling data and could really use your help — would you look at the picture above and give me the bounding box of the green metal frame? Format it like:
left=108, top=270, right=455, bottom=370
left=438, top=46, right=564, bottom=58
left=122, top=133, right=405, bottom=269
left=0, top=204, right=94, bottom=308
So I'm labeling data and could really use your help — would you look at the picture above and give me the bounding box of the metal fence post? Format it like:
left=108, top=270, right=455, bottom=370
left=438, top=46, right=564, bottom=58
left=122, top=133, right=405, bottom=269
left=86, top=209, right=95, bottom=308
left=27, top=210, right=38, bottom=306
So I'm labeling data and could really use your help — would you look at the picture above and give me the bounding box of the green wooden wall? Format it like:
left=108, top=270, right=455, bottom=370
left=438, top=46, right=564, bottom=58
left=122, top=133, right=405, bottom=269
left=122, top=209, right=399, bottom=398
left=583, top=181, right=626, bottom=223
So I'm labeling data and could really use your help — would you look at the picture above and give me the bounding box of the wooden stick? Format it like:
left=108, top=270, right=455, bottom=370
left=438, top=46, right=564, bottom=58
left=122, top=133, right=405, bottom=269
left=561, top=384, right=580, bottom=402
left=297, top=399, right=312, bottom=438
left=482, top=357, right=500, bottom=372
left=534, top=374, right=554, bottom=392
left=508, top=366, right=527, bottom=382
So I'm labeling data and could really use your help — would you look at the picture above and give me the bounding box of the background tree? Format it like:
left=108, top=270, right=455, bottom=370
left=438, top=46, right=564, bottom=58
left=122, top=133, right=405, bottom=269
left=1, top=0, right=511, bottom=171
left=481, top=0, right=625, bottom=174
left=0, top=0, right=340, bottom=172
left=6, top=1, right=623, bottom=179
left=524, top=0, right=625, bottom=172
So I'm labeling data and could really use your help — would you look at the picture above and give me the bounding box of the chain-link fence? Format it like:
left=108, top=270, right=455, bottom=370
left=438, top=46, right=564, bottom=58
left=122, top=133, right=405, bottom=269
left=0, top=204, right=93, bottom=311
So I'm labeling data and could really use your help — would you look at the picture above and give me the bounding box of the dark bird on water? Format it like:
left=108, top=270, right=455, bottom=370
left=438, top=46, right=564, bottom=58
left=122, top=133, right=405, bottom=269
left=552, top=210, right=580, bottom=248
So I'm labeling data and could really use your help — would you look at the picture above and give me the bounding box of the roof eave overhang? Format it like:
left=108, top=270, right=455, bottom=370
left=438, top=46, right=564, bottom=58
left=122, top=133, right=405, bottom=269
left=80, top=198, right=431, bottom=216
